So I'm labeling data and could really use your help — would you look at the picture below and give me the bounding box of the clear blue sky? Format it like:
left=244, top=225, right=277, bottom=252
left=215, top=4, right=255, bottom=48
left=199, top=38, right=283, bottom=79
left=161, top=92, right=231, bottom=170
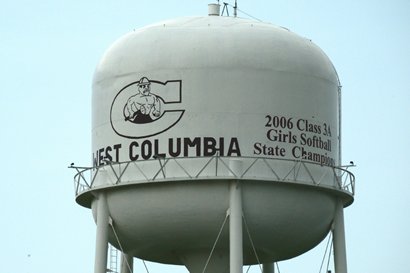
left=1, top=1, right=409, bottom=273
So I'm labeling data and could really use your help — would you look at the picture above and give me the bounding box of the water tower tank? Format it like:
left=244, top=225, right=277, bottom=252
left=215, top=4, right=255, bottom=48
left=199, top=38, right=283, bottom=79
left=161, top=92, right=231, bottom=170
left=74, top=9, right=355, bottom=273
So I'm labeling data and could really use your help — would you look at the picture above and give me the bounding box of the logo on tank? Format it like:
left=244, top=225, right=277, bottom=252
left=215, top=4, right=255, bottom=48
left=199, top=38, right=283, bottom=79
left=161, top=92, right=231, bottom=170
left=110, top=77, right=184, bottom=138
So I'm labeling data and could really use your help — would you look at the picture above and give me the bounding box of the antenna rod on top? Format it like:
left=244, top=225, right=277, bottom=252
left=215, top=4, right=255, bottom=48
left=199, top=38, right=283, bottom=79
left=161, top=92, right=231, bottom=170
left=234, top=0, right=238, bottom=17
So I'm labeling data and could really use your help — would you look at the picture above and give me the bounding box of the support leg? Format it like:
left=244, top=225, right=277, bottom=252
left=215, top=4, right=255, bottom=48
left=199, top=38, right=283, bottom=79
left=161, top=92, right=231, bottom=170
left=263, top=263, right=275, bottom=273
left=229, top=159, right=243, bottom=273
left=120, top=253, right=134, bottom=273
left=94, top=193, right=109, bottom=273
left=230, top=180, right=243, bottom=273
left=332, top=200, right=348, bottom=273
left=229, top=178, right=243, bottom=273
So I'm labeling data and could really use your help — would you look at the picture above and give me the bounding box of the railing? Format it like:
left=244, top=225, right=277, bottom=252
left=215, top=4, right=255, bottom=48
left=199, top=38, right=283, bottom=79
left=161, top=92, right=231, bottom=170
left=71, top=156, right=355, bottom=197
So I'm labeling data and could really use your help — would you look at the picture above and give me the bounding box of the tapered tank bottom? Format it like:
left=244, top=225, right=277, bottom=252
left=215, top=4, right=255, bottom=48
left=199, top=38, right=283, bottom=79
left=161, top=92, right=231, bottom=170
left=90, top=180, right=341, bottom=270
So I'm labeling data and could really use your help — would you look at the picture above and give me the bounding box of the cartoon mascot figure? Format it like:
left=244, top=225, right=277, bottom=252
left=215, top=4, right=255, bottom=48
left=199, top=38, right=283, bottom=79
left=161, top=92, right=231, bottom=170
left=124, top=77, right=162, bottom=123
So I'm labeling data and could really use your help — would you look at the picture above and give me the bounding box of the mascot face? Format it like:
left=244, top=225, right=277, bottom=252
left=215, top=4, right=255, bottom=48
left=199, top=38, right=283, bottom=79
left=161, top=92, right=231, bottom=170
left=139, top=83, right=150, bottom=95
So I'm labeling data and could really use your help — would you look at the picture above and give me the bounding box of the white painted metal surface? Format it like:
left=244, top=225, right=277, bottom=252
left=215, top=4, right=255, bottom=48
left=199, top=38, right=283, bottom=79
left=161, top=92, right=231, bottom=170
left=93, top=193, right=109, bottom=273
left=229, top=160, right=243, bottom=273
left=208, top=3, right=220, bottom=16
left=92, top=16, right=340, bottom=176
left=333, top=200, right=348, bottom=273
left=75, top=12, right=355, bottom=273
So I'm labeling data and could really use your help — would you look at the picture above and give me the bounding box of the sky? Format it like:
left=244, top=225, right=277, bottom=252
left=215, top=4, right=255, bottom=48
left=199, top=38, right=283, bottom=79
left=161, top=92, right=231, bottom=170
left=1, top=0, right=409, bottom=273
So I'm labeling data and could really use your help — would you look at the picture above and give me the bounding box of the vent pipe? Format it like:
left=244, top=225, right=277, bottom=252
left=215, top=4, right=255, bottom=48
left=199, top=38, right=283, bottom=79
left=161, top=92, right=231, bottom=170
left=208, top=3, right=220, bottom=16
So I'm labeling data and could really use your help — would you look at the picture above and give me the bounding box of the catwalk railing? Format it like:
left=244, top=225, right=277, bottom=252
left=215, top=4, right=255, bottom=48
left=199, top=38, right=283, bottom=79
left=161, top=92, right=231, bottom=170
left=71, top=156, right=355, bottom=197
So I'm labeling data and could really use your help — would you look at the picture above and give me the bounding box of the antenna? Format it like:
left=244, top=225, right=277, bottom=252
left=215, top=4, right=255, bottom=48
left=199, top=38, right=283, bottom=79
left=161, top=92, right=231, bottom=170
left=220, top=1, right=238, bottom=17
left=221, top=2, right=230, bottom=16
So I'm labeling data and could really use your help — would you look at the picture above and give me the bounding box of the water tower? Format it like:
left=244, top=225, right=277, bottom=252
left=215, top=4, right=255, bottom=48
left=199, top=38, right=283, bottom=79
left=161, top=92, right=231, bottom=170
left=72, top=3, right=355, bottom=273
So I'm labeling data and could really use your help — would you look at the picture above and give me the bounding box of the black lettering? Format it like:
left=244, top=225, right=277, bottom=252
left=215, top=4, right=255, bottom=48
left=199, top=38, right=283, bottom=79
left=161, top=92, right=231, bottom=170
left=129, top=141, right=139, bottom=161
left=113, top=144, right=122, bottom=162
left=98, top=148, right=104, bottom=166
left=141, top=140, right=152, bottom=160
left=183, top=137, right=201, bottom=157
left=228, top=137, right=241, bottom=156
left=300, top=133, right=305, bottom=145
left=105, top=146, right=113, bottom=162
left=265, top=115, right=272, bottom=127
left=297, top=119, right=305, bottom=131
left=316, top=124, right=322, bottom=134
left=169, top=138, right=181, bottom=157
left=153, top=139, right=166, bottom=159
left=292, top=146, right=301, bottom=158
left=253, top=142, right=261, bottom=155
left=267, top=129, right=277, bottom=141
left=204, top=137, right=217, bottom=156
left=218, top=137, right=224, bottom=156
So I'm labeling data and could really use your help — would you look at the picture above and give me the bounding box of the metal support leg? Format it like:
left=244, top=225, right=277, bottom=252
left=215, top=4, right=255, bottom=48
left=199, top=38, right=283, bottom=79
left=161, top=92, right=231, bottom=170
left=229, top=159, right=243, bottom=273
left=120, top=253, right=134, bottom=273
left=332, top=200, right=348, bottom=273
left=94, top=193, right=109, bottom=273
left=263, top=263, right=275, bottom=273
left=230, top=180, right=243, bottom=273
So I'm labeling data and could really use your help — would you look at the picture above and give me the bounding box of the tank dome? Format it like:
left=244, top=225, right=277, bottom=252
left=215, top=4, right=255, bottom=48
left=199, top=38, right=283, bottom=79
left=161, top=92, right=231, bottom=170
left=94, top=16, right=338, bottom=85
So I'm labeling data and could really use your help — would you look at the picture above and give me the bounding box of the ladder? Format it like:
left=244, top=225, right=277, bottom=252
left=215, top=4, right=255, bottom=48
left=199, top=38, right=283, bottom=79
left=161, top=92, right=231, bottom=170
left=108, top=244, right=118, bottom=273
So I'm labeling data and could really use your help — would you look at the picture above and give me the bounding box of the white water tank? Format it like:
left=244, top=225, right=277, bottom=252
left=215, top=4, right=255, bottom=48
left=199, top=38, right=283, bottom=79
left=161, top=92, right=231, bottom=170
left=75, top=14, right=354, bottom=273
